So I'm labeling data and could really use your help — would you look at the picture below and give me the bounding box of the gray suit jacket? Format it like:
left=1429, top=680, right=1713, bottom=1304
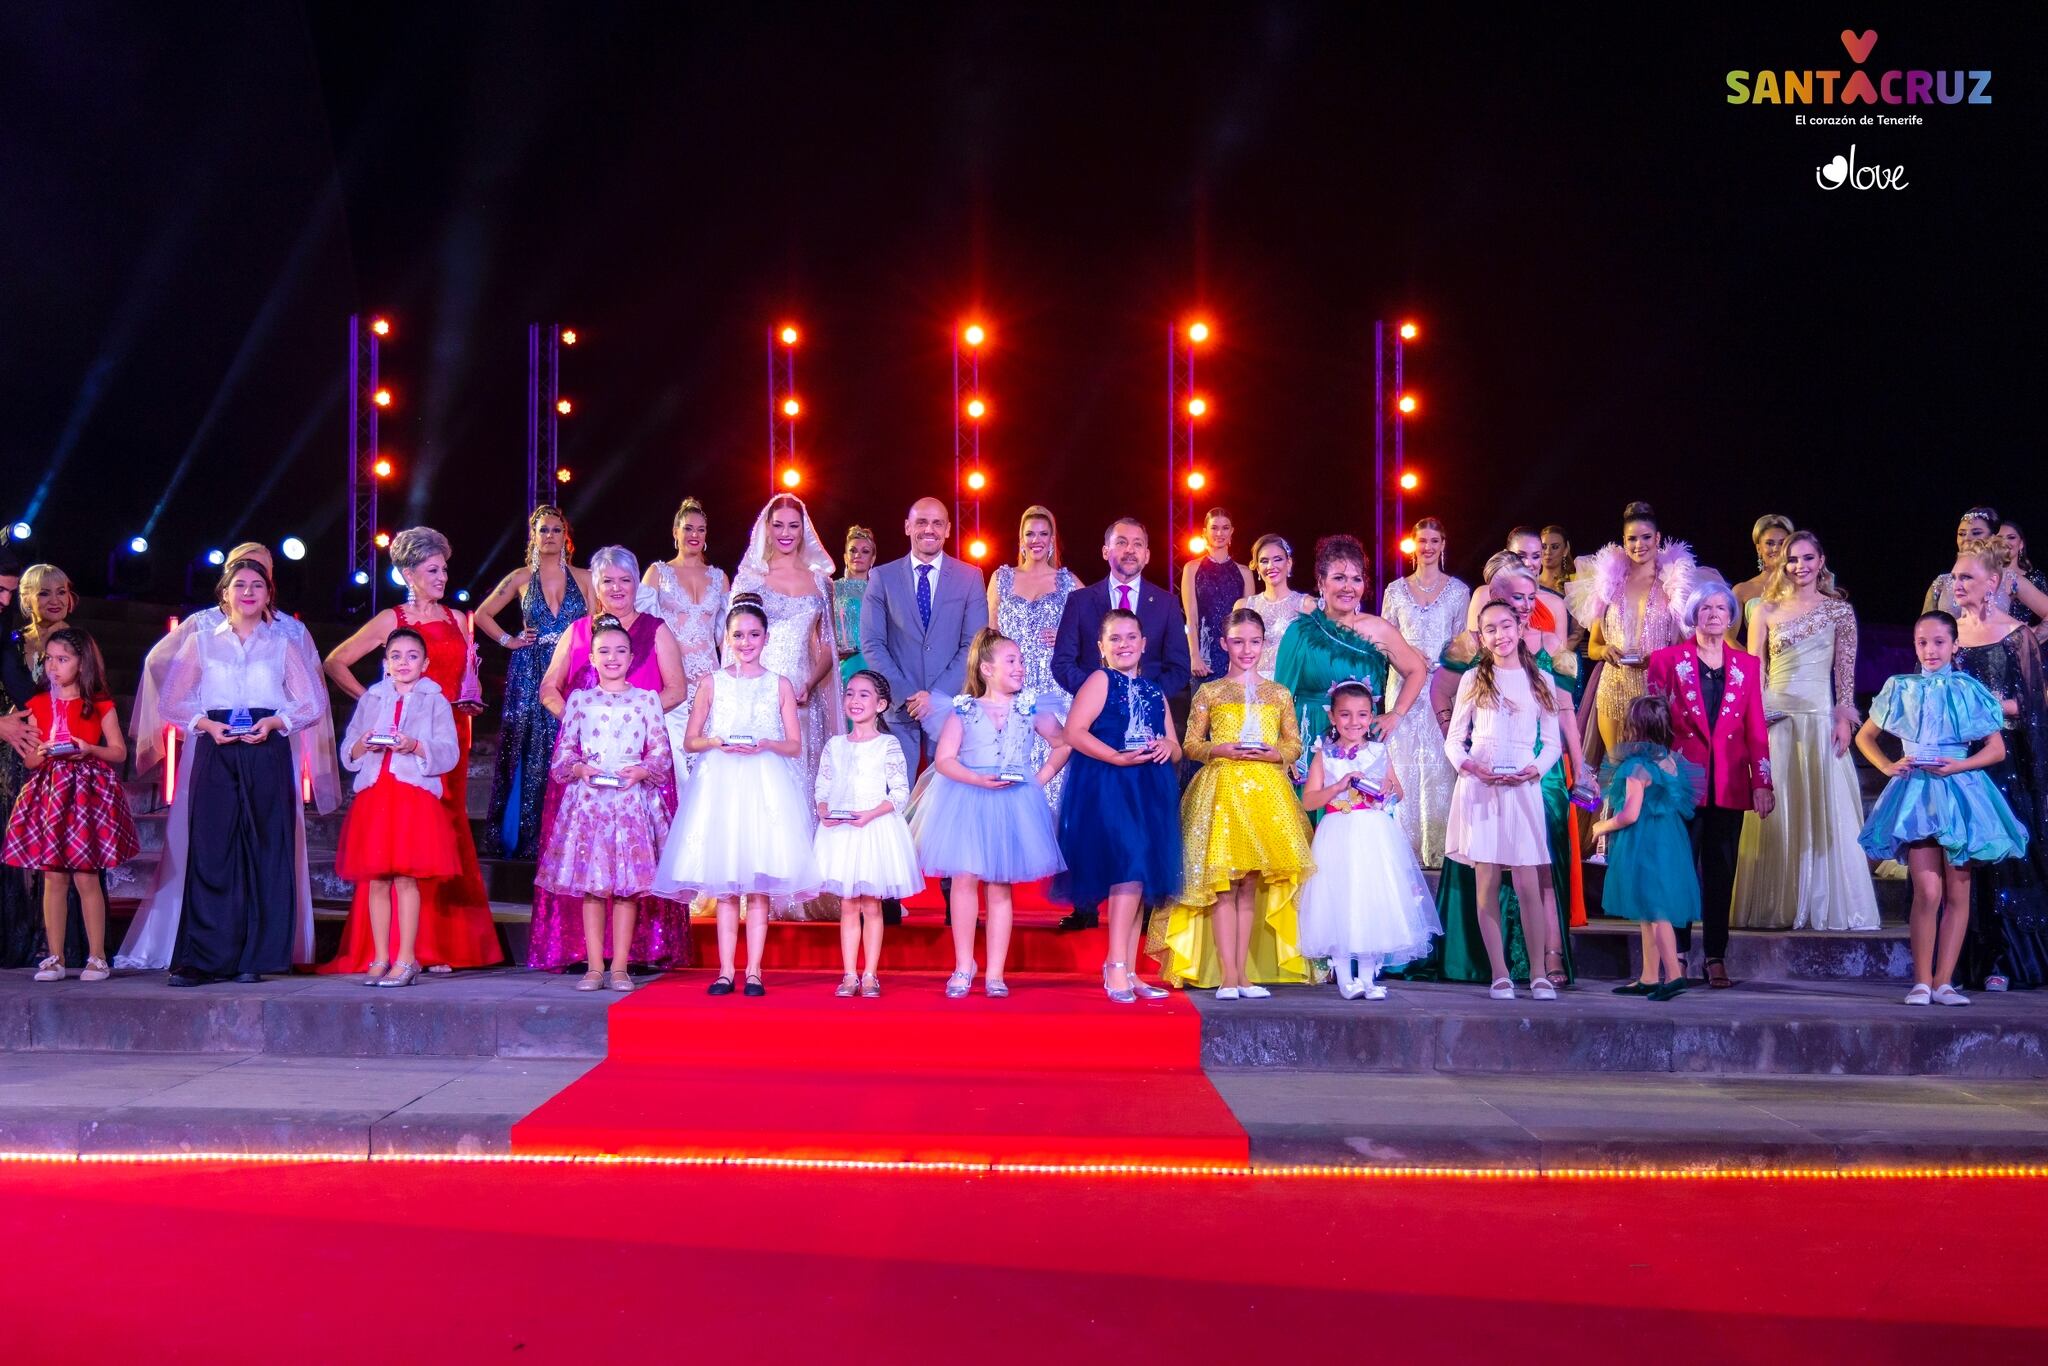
left=858, top=553, right=989, bottom=741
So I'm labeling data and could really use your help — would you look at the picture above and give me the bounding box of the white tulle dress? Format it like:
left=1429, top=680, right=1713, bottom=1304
left=653, top=668, right=820, bottom=900
left=1295, top=741, right=1442, bottom=964
left=812, top=732, right=923, bottom=900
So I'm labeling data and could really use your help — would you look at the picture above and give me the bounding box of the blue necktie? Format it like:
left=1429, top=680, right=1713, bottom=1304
left=916, top=563, right=933, bottom=632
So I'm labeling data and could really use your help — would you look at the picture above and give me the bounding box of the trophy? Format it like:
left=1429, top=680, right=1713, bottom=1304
left=1120, top=677, right=1156, bottom=752
left=43, top=684, right=81, bottom=758
left=222, top=707, right=258, bottom=739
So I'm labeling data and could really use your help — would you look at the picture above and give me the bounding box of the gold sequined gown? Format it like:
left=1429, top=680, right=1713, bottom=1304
left=1148, top=678, right=1316, bottom=988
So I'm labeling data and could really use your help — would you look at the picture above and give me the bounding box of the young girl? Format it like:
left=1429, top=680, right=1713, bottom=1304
left=655, top=596, right=819, bottom=996
left=1443, top=600, right=1565, bottom=1000
left=1056, top=609, right=1184, bottom=1002
left=535, top=616, right=675, bottom=992
left=2, top=628, right=138, bottom=982
left=1296, top=680, right=1440, bottom=1000
left=908, top=630, right=1069, bottom=998
left=1856, top=611, right=2026, bottom=1006
left=815, top=670, right=922, bottom=997
left=335, top=627, right=461, bottom=988
left=1155, top=609, right=1315, bottom=998
left=1591, top=695, right=1703, bottom=1002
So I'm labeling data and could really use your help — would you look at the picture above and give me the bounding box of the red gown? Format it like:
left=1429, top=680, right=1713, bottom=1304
left=321, top=607, right=504, bottom=970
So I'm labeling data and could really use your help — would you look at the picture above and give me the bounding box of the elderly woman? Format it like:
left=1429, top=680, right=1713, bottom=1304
left=322, top=527, right=503, bottom=975
left=1645, top=580, right=1775, bottom=988
left=120, top=542, right=341, bottom=972
left=532, top=544, right=691, bottom=971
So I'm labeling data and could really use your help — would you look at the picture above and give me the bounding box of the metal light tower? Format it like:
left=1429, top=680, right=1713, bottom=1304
left=954, top=320, right=989, bottom=556
left=768, top=325, right=800, bottom=493
left=1371, top=317, right=1423, bottom=589
left=527, top=323, right=578, bottom=514
left=1166, top=318, right=1212, bottom=585
left=346, top=313, right=388, bottom=608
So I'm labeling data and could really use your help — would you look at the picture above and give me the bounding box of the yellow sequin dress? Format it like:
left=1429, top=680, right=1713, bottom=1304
left=1148, top=677, right=1316, bottom=988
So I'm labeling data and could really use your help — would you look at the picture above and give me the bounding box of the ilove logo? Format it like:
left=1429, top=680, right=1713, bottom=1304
left=1815, top=144, right=1907, bottom=191
left=1727, top=29, right=1992, bottom=105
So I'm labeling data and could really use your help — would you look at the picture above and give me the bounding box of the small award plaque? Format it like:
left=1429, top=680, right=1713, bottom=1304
left=828, top=809, right=855, bottom=821
left=996, top=771, right=1029, bottom=786
left=223, top=707, right=258, bottom=739
left=1490, top=761, right=1525, bottom=776
left=1348, top=771, right=1382, bottom=796
left=726, top=734, right=755, bottom=747
left=363, top=733, right=402, bottom=750
left=588, top=773, right=624, bottom=789
left=43, top=739, right=82, bottom=758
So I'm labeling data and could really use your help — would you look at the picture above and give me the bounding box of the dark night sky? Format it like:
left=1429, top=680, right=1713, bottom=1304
left=2, top=2, right=2038, bottom=620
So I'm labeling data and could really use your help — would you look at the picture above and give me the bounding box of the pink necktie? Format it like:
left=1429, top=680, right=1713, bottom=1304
left=1117, top=585, right=1133, bottom=612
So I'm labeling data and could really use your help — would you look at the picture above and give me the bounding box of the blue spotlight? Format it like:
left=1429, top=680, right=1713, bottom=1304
left=455, top=589, right=472, bottom=603
left=280, top=536, right=307, bottom=562
left=388, top=566, right=406, bottom=590
left=128, top=536, right=149, bottom=554
left=206, top=549, right=226, bottom=566
left=6, top=522, right=27, bottom=541
left=352, top=570, right=370, bottom=586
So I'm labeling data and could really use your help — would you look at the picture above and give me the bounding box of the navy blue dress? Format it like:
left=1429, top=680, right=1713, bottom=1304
left=1055, top=670, right=1184, bottom=908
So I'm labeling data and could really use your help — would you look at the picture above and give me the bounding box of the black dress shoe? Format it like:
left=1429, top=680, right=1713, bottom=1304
left=708, top=976, right=735, bottom=996
left=1057, top=910, right=1099, bottom=931
left=166, top=971, right=203, bottom=988
left=881, top=900, right=903, bottom=926
left=743, top=976, right=766, bottom=998
left=234, top=972, right=263, bottom=984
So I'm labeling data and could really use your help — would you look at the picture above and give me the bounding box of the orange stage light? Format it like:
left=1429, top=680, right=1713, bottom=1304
left=780, top=467, right=802, bottom=489
left=556, top=398, right=573, bottom=416
left=370, top=317, right=391, bottom=338
left=1185, top=396, right=1207, bottom=418
left=779, top=325, right=800, bottom=346
left=967, top=539, right=989, bottom=561
left=1399, top=321, right=1419, bottom=341
left=1399, top=536, right=1418, bottom=556
left=1185, top=471, right=1206, bottom=491
left=557, top=468, right=573, bottom=484
left=965, top=469, right=987, bottom=492
left=1397, top=393, right=1418, bottom=415
left=1399, top=471, right=1420, bottom=491
left=372, top=457, right=394, bottom=479
left=372, top=388, right=393, bottom=408
left=1187, top=321, right=1211, bottom=345
left=560, top=328, right=578, bottom=346
left=965, top=397, right=987, bottom=420
left=962, top=323, right=987, bottom=348
left=1187, top=534, right=1208, bottom=555
left=782, top=397, right=801, bottom=418
left=374, top=532, right=391, bottom=549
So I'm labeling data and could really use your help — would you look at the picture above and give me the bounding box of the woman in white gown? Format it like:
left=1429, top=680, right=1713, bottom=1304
left=1731, top=529, right=1879, bottom=931
left=1378, top=517, right=1469, bottom=867
left=117, top=543, right=340, bottom=970
left=731, top=494, right=842, bottom=920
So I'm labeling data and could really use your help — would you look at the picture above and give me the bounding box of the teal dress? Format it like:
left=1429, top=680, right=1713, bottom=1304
left=833, top=577, right=869, bottom=686
left=1272, top=609, right=1392, bottom=750
left=1600, top=745, right=1702, bottom=925
left=1397, top=639, right=1581, bottom=984
left=1859, top=668, right=2028, bottom=866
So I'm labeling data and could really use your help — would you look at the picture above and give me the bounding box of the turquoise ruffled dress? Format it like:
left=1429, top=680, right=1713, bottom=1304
left=1599, top=745, right=1701, bottom=926
left=1858, top=668, right=2029, bottom=866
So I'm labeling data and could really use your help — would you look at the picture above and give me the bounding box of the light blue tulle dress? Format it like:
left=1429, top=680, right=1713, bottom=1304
left=1599, top=744, right=1701, bottom=926
left=1859, top=668, right=2029, bottom=866
left=906, top=693, right=1066, bottom=883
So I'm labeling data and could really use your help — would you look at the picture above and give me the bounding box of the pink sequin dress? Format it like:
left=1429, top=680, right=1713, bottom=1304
left=534, top=687, right=673, bottom=900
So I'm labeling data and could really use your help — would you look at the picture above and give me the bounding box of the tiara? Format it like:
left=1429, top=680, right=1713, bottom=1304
left=729, top=591, right=765, bottom=607
left=1326, top=676, right=1377, bottom=700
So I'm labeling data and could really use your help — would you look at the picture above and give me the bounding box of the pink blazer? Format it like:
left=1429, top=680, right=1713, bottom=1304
left=1645, top=640, right=1772, bottom=810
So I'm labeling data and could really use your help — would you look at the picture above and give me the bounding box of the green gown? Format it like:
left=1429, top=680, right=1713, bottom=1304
left=1272, top=609, right=1393, bottom=752
left=1397, top=638, right=1582, bottom=985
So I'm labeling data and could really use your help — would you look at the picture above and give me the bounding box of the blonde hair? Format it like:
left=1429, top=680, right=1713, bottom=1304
left=1017, top=505, right=1062, bottom=568
left=1955, top=534, right=2011, bottom=579
left=1469, top=600, right=1556, bottom=715
left=19, top=563, right=74, bottom=653
left=527, top=504, right=576, bottom=570
left=963, top=627, right=1016, bottom=699
left=1763, top=529, right=1848, bottom=602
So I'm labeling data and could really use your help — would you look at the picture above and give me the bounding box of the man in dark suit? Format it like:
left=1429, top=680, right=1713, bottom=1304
left=1050, top=516, right=1191, bottom=928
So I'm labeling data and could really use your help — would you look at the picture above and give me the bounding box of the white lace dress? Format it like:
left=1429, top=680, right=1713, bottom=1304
left=644, top=561, right=728, bottom=775
left=812, top=733, right=922, bottom=899
left=1379, top=574, right=1470, bottom=867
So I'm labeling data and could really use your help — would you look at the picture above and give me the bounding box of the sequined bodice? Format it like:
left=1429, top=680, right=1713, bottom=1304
left=707, top=669, right=785, bottom=741
left=1246, top=591, right=1314, bottom=678
left=520, top=571, right=587, bottom=651
left=831, top=578, right=867, bottom=654
left=649, top=561, right=728, bottom=679
left=1382, top=576, right=1471, bottom=671
left=954, top=696, right=1041, bottom=772
left=1762, top=598, right=1857, bottom=713
left=1192, top=557, right=1243, bottom=673
left=751, top=585, right=825, bottom=690
left=995, top=565, right=1079, bottom=703
left=1602, top=583, right=1682, bottom=663
left=1088, top=670, right=1166, bottom=750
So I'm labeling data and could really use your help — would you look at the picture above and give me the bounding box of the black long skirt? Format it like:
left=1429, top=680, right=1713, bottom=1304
left=170, top=723, right=297, bottom=978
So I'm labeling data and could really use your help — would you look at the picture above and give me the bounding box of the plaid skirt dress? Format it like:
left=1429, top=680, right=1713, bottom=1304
left=0, top=757, right=140, bottom=871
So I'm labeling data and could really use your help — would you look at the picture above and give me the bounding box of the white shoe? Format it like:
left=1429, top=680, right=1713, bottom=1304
left=32, top=956, right=64, bottom=983
left=1214, top=986, right=1240, bottom=1001
left=1364, top=982, right=1388, bottom=1001
left=1336, top=977, right=1366, bottom=1000
left=79, top=957, right=111, bottom=983
left=1489, top=978, right=1515, bottom=1000
left=1904, top=982, right=1932, bottom=1006
left=1238, top=984, right=1271, bottom=1000
left=1932, top=984, right=1971, bottom=1007
left=1531, top=977, right=1558, bottom=1002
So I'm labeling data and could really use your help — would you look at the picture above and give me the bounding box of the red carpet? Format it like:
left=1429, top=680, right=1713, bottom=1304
left=512, top=969, right=1248, bottom=1165
left=7, top=1161, right=2044, bottom=1362
left=685, top=883, right=1105, bottom=971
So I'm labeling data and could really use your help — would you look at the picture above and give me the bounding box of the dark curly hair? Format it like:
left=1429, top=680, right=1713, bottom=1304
left=1312, top=534, right=1368, bottom=589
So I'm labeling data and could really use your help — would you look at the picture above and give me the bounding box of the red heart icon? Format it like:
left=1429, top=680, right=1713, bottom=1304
left=1841, top=29, right=1878, bottom=64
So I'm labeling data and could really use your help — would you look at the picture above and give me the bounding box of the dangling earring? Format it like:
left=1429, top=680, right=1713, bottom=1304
left=404, top=573, right=420, bottom=608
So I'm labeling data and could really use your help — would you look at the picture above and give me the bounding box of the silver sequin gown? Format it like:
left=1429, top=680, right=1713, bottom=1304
left=993, top=563, right=1080, bottom=809
left=1379, top=574, right=1470, bottom=867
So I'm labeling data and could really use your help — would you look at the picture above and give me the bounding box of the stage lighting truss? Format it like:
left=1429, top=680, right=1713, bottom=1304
left=1167, top=318, right=1213, bottom=584
left=347, top=314, right=387, bottom=609
left=767, top=324, right=800, bottom=496
left=954, top=320, right=990, bottom=552
left=529, top=321, right=573, bottom=519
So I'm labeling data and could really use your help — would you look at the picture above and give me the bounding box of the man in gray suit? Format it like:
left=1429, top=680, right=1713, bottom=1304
left=859, top=496, right=989, bottom=779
